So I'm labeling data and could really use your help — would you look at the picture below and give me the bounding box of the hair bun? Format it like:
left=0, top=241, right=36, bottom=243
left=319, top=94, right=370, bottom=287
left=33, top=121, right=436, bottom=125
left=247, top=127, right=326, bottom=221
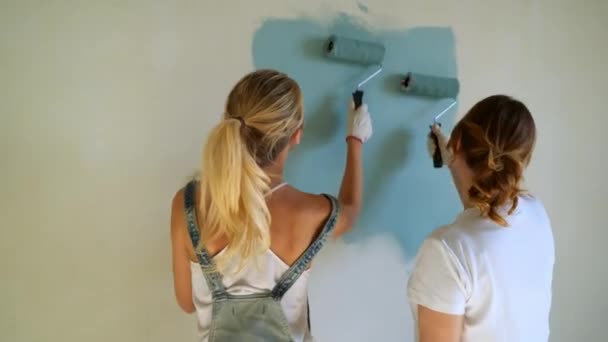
left=487, top=149, right=505, bottom=172
left=450, top=95, right=536, bottom=227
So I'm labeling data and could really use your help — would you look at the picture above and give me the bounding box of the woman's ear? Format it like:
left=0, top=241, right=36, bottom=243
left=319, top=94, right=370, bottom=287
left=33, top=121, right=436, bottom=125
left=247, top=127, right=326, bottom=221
left=290, top=128, right=303, bottom=147
left=448, top=133, right=461, bottom=154
left=453, top=138, right=461, bottom=154
left=445, top=133, right=459, bottom=167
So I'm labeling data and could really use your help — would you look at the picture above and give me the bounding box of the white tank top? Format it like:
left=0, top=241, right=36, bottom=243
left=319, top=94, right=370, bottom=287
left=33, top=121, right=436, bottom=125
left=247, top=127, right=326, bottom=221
left=190, top=183, right=313, bottom=342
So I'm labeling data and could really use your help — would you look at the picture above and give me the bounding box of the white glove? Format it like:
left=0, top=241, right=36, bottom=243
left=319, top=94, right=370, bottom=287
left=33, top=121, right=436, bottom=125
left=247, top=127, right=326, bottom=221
left=427, top=124, right=453, bottom=166
left=346, top=101, right=373, bottom=143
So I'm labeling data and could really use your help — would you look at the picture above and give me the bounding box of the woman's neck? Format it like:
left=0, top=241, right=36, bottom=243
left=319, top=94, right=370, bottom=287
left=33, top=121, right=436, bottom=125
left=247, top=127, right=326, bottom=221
left=449, top=157, right=476, bottom=210
left=263, top=163, right=285, bottom=188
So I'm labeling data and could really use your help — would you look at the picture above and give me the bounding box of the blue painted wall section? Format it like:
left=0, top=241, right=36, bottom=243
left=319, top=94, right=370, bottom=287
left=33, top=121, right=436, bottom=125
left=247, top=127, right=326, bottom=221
left=252, top=14, right=461, bottom=255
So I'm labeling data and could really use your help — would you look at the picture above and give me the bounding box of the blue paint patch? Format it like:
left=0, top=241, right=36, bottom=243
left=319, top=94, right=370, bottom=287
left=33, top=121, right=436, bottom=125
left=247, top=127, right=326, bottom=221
left=357, top=2, right=369, bottom=13
left=252, top=14, right=461, bottom=255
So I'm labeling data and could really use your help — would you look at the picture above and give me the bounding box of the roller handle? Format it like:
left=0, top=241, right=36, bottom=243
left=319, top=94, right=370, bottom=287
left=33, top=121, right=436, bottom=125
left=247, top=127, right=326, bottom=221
left=430, top=124, right=443, bottom=168
left=352, top=90, right=364, bottom=109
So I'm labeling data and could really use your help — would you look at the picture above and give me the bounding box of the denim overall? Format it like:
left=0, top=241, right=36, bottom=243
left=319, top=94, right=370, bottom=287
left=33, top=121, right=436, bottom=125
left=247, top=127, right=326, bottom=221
left=184, top=181, right=340, bottom=341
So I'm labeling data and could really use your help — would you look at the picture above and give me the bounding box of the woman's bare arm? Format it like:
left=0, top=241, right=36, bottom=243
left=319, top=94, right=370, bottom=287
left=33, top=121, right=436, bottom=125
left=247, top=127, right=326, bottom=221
left=170, top=189, right=195, bottom=313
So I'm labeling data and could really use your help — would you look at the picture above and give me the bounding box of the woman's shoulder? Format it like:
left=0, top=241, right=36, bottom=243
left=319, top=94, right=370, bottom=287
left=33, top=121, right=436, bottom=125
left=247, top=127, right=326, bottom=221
left=428, top=218, right=475, bottom=244
left=518, top=194, right=548, bottom=214
left=423, top=214, right=491, bottom=258
left=170, top=181, right=198, bottom=235
left=171, top=182, right=194, bottom=216
left=171, top=187, right=186, bottom=216
left=282, top=187, right=334, bottom=219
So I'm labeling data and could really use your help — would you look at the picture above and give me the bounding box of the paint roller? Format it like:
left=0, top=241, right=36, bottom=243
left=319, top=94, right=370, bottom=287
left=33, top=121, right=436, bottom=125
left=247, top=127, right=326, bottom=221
left=400, top=72, right=460, bottom=168
left=324, top=35, right=385, bottom=109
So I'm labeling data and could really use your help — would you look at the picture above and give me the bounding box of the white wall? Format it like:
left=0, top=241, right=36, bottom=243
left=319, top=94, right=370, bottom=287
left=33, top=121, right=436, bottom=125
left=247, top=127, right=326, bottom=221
left=2, top=1, right=607, bottom=341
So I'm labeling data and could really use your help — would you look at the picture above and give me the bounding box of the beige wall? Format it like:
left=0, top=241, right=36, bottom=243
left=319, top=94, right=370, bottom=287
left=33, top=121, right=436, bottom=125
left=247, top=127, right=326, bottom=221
left=2, top=0, right=607, bottom=341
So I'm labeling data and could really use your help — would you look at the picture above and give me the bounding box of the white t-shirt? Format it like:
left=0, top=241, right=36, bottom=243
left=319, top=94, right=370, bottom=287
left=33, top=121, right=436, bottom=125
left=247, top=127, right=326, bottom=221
left=408, top=195, right=554, bottom=342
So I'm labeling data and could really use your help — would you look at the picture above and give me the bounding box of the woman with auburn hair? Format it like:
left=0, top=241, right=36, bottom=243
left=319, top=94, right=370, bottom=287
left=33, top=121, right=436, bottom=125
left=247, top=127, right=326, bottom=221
left=170, top=69, right=372, bottom=341
left=408, top=95, right=555, bottom=342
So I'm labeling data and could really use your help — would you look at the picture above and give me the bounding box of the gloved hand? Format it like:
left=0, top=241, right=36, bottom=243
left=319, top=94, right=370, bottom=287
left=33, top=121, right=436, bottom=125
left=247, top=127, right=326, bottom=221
left=346, top=101, right=373, bottom=143
left=427, top=124, right=453, bottom=166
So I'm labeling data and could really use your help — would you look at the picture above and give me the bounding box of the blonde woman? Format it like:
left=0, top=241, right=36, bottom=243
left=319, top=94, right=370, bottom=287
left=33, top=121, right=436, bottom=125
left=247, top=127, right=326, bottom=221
left=408, top=95, right=555, bottom=342
left=170, top=69, right=372, bottom=341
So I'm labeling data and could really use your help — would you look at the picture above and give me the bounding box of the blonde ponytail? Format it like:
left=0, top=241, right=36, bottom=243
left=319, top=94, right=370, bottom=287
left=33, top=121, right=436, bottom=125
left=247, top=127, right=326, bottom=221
left=199, top=118, right=271, bottom=271
left=196, top=69, right=304, bottom=272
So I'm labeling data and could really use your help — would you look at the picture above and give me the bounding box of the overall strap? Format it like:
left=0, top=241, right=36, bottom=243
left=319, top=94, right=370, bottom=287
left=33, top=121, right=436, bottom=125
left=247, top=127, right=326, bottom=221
left=184, top=180, right=228, bottom=300
left=271, top=194, right=340, bottom=300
